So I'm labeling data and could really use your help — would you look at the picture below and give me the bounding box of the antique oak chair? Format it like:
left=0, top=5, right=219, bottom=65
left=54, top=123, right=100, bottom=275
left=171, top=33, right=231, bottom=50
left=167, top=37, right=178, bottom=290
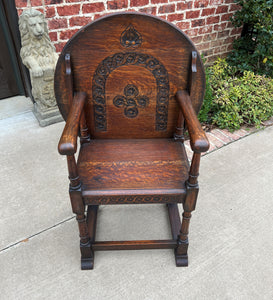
left=55, top=12, right=209, bottom=270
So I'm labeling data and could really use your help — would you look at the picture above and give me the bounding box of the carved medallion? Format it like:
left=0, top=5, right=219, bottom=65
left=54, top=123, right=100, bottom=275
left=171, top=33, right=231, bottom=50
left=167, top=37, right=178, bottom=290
left=113, top=84, right=149, bottom=118
left=92, top=52, right=169, bottom=131
left=120, top=25, right=142, bottom=48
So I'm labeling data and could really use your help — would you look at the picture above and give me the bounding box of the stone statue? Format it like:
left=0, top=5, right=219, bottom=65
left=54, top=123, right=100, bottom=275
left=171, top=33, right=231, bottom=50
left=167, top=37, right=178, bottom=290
left=19, top=8, right=62, bottom=126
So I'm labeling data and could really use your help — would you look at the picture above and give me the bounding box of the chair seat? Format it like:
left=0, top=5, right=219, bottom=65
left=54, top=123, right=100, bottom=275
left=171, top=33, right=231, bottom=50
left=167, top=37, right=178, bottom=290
left=77, top=139, right=189, bottom=205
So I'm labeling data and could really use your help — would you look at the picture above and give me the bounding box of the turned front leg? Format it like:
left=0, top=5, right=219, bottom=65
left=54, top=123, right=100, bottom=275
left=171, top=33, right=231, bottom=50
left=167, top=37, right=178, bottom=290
left=175, top=211, right=192, bottom=266
left=67, top=155, right=94, bottom=270
left=176, top=152, right=200, bottom=266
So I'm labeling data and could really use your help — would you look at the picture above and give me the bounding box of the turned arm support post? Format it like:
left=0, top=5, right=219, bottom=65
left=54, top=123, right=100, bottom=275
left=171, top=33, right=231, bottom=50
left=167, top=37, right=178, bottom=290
left=58, top=92, right=87, bottom=155
left=176, top=90, right=209, bottom=190
left=176, top=87, right=208, bottom=260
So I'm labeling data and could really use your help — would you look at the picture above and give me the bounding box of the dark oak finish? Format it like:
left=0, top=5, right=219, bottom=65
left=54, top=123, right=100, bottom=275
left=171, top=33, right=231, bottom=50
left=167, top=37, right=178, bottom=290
left=58, top=92, right=87, bottom=155
left=87, top=205, right=98, bottom=243
left=176, top=90, right=209, bottom=153
left=167, top=203, right=181, bottom=240
left=93, top=240, right=177, bottom=251
left=55, top=13, right=205, bottom=139
left=78, top=139, right=188, bottom=204
left=55, top=12, right=209, bottom=270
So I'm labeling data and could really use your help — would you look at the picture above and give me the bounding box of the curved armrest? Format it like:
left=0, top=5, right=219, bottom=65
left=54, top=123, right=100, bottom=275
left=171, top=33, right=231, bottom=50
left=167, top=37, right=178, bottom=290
left=175, top=90, right=209, bottom=153
left=58, top=92, right=87, bottom=155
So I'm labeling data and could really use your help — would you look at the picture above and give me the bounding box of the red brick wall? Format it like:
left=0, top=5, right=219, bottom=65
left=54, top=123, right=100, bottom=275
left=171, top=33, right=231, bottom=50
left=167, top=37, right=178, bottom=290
left=15, top=0, right=241, bottom=62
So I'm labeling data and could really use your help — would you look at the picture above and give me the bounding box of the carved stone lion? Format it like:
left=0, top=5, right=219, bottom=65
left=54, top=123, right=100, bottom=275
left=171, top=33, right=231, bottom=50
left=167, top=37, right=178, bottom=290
left=19, top=9, right=59, bottom=110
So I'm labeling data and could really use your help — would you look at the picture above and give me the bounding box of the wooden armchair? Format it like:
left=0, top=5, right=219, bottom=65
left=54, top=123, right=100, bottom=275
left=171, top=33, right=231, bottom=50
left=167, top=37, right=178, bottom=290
left=55, top=12, right=209, bottom=270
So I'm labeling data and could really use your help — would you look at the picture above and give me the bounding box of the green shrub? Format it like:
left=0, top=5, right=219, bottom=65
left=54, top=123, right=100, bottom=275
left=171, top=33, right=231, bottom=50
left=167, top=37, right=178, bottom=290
left=227, top=0, right=273, bottom=77
left=199, top=58, right=273, bottom=131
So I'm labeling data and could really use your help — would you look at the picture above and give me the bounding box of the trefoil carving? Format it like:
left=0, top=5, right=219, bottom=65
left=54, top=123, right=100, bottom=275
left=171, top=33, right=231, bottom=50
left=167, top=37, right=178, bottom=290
left=120, top=25, right=142, bottom=48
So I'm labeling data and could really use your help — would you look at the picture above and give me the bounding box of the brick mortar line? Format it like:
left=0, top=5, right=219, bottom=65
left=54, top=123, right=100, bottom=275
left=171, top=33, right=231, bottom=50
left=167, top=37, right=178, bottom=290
left=206, top=137, right=217, bottom=148
left=185, top=127, right=262, bottom=158
left=18, top=3, right=237, bottom=13
left=207, top=131, right=228, bottom=144
left=17, top=3, right=240, bottom=61
left=214, top=128, right=238, bottom=139
left=47, top=18, right=237, bottom=28
left=49, top=23, right=239, bottom=40
left=204, top=128, right=259, bottom=155
left=48, top=8, right=236, bottom=17
left=20, top=3, right=236, bottom=16
left=18, top=3, right=239, bottom=37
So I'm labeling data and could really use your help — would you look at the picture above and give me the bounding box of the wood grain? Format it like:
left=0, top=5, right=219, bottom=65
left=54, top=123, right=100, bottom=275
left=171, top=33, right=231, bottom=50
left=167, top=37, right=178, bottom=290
left=77, top=139, right=189, bottom=203
left=58, top=92, right=87, bottom=155
left=176, top=90, right=209, bottom=153
left=55, top=12, right=208, bottom=269
left=54, top=12, right=205, bottom=139
left=93, top=239, right=177, bottom=251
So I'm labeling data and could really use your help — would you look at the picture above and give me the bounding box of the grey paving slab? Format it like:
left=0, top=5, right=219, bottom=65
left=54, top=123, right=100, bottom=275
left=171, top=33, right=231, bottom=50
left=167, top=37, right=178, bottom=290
left=0, top=96, right=33, bottom=120
left=1, top=116, right=273, bottom=299
left=0, top=113, right=72, bottom=249
left=1, top=201, right=272, bottom=300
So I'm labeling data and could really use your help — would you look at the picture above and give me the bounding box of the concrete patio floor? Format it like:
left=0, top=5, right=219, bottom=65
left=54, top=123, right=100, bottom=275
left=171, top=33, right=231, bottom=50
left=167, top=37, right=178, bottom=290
left=1, top=99, right=273, bottom=299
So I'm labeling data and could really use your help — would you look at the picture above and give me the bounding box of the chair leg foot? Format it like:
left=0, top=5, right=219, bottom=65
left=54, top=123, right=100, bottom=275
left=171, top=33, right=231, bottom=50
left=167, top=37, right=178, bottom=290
left=175, top=251, right=188, bottom=267
left=81, top=257, right=94, bottom=270
left=175, top=210, right=191, bottom=267
left=80, top=241, right=94, bottom=270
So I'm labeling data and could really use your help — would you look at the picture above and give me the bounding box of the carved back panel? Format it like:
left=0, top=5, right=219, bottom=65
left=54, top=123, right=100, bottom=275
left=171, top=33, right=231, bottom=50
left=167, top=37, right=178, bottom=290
left=54, top=12, right=205, bottom=139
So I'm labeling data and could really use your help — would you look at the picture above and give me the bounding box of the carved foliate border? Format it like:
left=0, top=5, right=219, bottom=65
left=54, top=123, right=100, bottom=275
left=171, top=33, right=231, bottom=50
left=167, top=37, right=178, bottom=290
left=92, top=52, right=170, bottom=131
left=84, top=194, right=184, bottom=205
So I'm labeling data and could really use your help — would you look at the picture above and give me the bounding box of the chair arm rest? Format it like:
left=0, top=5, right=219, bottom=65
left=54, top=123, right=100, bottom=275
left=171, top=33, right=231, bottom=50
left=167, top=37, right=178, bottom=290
left=175, top=90, right=209, bottom=153
left=58, top=92, right=87, bottom=155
